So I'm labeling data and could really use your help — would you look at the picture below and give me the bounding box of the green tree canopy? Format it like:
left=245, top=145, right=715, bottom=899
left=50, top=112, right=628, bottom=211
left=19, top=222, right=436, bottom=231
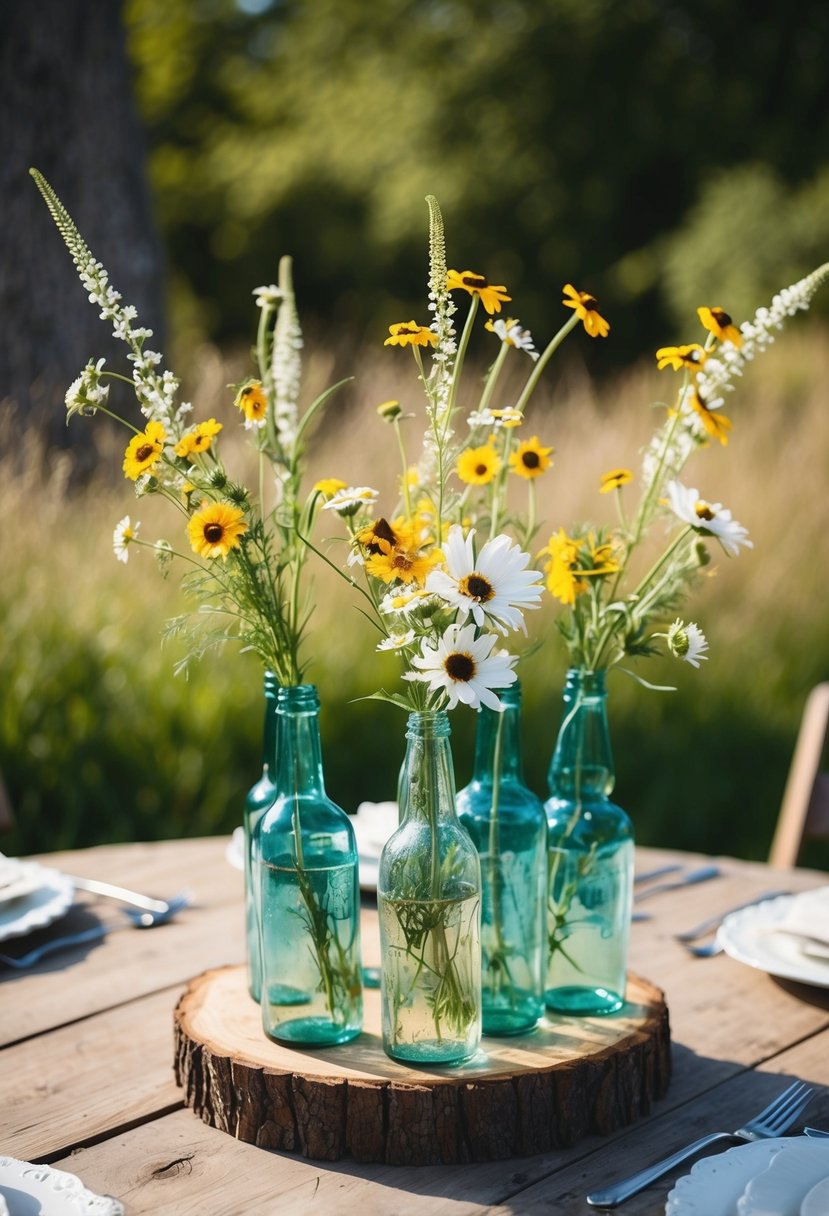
left=124, top=0, right=829, bottom=359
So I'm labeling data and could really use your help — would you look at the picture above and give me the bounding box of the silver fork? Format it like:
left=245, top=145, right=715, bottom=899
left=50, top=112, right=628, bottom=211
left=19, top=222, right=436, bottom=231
left=586, top=1079, right=814, bottom=1208
left=677, top=890, right=792, bottom=958
left=0, top=893, right=190, bottom=969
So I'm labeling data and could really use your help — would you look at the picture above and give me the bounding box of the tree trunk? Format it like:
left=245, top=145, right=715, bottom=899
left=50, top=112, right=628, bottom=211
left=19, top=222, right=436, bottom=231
left=0, top=0, right=164, bottom=463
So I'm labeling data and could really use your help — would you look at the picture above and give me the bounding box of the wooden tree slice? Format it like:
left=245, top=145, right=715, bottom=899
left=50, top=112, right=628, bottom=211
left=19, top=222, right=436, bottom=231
left=174, top=964, right=670, bottom=1164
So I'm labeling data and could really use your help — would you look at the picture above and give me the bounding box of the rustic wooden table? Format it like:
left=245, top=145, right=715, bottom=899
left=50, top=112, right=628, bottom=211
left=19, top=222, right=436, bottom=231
left=1, top=839, right=828, bottom=1215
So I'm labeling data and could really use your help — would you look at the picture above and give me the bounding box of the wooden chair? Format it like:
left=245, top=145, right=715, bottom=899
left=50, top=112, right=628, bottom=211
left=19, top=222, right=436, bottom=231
left=769, top=682, right=829, bottom=868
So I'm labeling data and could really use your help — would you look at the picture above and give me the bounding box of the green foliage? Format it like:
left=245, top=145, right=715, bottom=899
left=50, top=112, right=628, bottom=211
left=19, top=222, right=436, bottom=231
left=660, top=165, right=829, bottom=329
left=122, top=0, right=829, bottom=359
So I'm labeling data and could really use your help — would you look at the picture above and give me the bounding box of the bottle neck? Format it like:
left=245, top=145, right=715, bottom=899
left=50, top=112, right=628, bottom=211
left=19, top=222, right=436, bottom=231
left=261, top=670, right=279, bottom=774
left=471, top=682, right=524, bottom=785
left=549, top=667, right=615, bottom=799
left=274, top=684, right=326, bottom=799
left=398, top=710, right=458, bottom=826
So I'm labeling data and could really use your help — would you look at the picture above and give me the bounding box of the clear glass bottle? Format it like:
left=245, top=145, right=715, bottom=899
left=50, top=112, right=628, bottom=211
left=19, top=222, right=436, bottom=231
left=244, top=670, right=278, bottom=1003
left=545, top=668, right=634, bottom=1015
left=378, top=710, right=482, bottom=1065
left=254, top=684, right=363, bottom=1045
left=456, top=683, right=547, bottom=1035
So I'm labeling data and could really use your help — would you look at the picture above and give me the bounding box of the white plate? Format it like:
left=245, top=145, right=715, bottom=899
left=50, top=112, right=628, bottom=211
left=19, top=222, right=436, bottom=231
left=352, top=800, right=397, bottom=891
left=0, top=861, right=45, bottom=906
left=666, top=1139, right=793, bottom=1216
left=225, top=801, right=398, bottom=892
left=0, top=1157, right=123, bottom=1215
left=717, top=894, right=829, bottom=988
left=225, top=826, right=244, bottom=872
left=801, top=1175, right=829, bottom=1216
left=737, top=1138, right=829, bottom=1214
left=0, top=865, right=75, bottom=943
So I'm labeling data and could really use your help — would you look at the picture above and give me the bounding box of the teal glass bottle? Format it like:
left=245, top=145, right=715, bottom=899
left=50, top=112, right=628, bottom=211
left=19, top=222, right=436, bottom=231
left=545, top=669, right=634, bottom=1015
left=254, top=684, right=363, bottom=1045
left=378, top=710, right=482, bottom=1065
left=456, top=683, right=547, bottom=1035
left=244, top=670, right=278, bottom=1003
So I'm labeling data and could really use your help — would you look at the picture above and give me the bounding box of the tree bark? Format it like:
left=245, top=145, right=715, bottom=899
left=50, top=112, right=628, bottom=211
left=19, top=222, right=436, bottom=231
left=0, top=0, right=164, bottom=462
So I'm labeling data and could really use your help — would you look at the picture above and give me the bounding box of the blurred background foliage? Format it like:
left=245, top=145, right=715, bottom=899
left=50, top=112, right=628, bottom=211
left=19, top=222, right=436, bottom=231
left=123, top=0, right=829, bottom=361
left=2, top=0, right=828, bottom=866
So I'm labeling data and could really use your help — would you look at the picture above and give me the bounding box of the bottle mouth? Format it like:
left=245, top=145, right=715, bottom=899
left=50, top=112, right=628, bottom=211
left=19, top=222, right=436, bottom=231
left=406, top=709, right=451, bottom=740
left=277, top=683, right=320, bottom=712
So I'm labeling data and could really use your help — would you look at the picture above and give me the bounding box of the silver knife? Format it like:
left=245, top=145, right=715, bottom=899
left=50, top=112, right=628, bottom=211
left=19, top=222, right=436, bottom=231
left=633, top=864, right=721, bottom=903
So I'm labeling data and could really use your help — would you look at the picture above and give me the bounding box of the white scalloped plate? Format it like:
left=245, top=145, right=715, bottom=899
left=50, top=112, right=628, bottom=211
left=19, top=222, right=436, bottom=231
left=0, top=857, right=46, bottom=905
left=717, top=895, right=829, bottom=988
left=737, top=1138, right=829, bottom=1214
left=0, top=865, right=75, bottom=943
left=801, top=1175, right=829, bottom=1216
left=0, top=1157, right=123, bottom=1215
left=666, top=1140, right=791, bottom=1216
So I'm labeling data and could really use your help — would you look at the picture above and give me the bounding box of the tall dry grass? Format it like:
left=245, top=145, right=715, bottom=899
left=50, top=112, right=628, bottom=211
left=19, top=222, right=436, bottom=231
left=2, top=323, right=828, bottom=865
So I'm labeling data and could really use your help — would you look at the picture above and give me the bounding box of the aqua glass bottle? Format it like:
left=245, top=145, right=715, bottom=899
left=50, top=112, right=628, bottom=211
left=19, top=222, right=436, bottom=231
left=456, top=683, right=547, bottom=1035
left=378, top=710, right=482, bottom=1065
left=545, top=669, right=634, bottom=1016
left=244, top=670, right=278, bottom=1003
left=254, top=684, right=363, bottom=1046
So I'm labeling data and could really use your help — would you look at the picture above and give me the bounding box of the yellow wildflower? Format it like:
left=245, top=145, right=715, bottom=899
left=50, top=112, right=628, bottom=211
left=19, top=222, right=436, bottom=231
left=456, top=443, right=501, bottom=485
left=122, top=420, right=165, bottom=481
left=446, top=269, right=511, bottom=315
left=697, top=306, right=743, bottom=347
left=562, top=284, right=610, bottom=338
left=384, top=322, right=438, bottom=348
left=187, top=502, right=247, bottom=560
left=509, top=436, right=553, bottom=480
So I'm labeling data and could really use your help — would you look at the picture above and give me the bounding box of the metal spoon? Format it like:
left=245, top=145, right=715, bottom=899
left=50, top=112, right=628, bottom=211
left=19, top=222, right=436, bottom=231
left=0, top=894, right=190, bottom=969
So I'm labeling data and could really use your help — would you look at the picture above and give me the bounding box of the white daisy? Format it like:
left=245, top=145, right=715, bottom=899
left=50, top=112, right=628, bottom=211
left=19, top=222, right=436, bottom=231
left=252, top=283, right=282, bottom=309
left=112, top=515, right=139, bottom=563
left=487, top=317, right=539, bottom=360
left=376, top=630, right=416, bottom=652
left=666, top=619, right=709, bottom=667
left=425, top=526, right=543, bottom=634
left=404, top=622, right=517, bottom=711
left=321, top=486, right=379, bottom=517
left=665, top=481, right=752, bottom=557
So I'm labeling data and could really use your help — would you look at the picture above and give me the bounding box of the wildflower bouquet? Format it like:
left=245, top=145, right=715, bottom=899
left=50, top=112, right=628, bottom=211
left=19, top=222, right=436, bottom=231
left=31, top=170, right=346, bottom=686
left=538, top=263, right=829, bottom=684
left=31, top=169, right=360, bottom=1038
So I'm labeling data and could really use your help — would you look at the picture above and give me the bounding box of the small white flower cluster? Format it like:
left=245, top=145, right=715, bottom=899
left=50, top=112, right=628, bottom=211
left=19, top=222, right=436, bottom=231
left=697, top=262, right=829, bottom=406
left=65, top=357, right=109, bottom=419
left=253, top=283, right=282, bottom=309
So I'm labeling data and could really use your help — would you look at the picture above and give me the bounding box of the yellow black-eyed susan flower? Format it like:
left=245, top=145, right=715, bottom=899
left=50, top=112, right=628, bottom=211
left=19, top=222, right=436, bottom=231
left=655, top=344, right=706, bottom=372
left=174, top=418, right=223, bottom=459
left=122, top=420, right=165, bottom=481
left=456, top=443, right=501, bottom=486
left=234, top=380, right=268, bottom=426
left=187, top=501, right=247, bottom=560
left=599, top=468, right=634, bottom=493
left=562, top=284, right=610, bottom=338
left=697, top=306, right=743, bottom=347
left=690, top=391, right=733, bottom=446
left=447, top=270, right=511, bottom=315
left=384, top=322, right=438, bottom=348
left=509, top=436, right=553, bottom=480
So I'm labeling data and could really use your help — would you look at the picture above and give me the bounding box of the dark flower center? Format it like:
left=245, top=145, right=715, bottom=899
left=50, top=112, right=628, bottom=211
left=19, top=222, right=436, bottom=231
left=135, top=443, right=155, bottom=462
left=522, top=450, right=541, bottom=468
left=695, top=503, right=715, bottom=522
left=204, top=523, right=225, bottom=542
left=462, top=273, right=487, bottom=288
left=462, top=574, right=494, bottom=603
left=367, top=517, right=398, bottom=553
left=475, top=462, right=488, bottom=476
left=711, top=308, right=733, bottom=327
left=444, top=652, right=475, bottom=682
